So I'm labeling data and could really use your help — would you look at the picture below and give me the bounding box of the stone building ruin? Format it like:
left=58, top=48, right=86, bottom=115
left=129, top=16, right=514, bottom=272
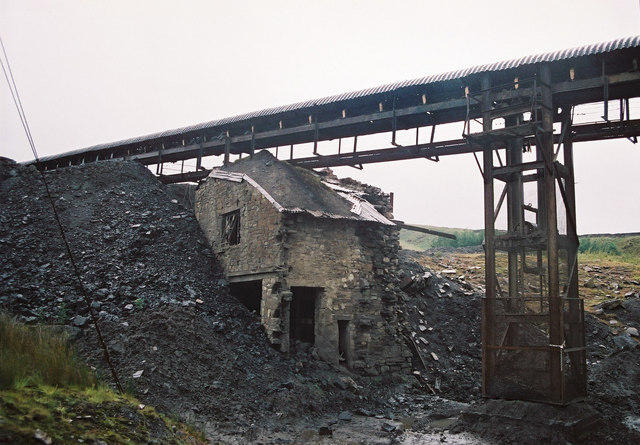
left=195, top=151, right=411, bottom=375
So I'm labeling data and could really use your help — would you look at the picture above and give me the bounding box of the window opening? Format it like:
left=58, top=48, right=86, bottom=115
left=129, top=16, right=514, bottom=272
left=222, top=209, right=240, bottom=245
left=229, top=280, right=262, bottom=314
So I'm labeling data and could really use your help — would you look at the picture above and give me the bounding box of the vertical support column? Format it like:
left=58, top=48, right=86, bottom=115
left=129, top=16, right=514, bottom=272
left=156, top=143, right=164, bottom=175
left=481, top=73, right=496, bottom=396
left=506, top=114, right=524, bottom=346
left=562, top=116, right=579, bottom=300
left=540, top=63, right=563, bottom=403
left=196, top=144, right=203, bottom=170
left=224, top=132, right=231, bottom=166
left=563, top=117, right=587, bottom=396
left=250, top=126, right=256, bottom=157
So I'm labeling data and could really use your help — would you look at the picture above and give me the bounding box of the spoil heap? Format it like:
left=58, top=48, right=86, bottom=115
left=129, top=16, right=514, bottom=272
left=0, top=158, right=420, bottom=441
left=2, top=157, right=638, bottom=443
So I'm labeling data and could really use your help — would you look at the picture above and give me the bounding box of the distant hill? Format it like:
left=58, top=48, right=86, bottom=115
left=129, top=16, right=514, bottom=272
left=399, top=225, right=484, bottom=251
left=400, top=225, right=640, bottom=262
left=578, top=235, right=640, bottom=263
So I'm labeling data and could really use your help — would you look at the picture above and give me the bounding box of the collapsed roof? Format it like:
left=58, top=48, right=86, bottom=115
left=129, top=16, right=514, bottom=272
left=208, top=150, right=394, bottom=225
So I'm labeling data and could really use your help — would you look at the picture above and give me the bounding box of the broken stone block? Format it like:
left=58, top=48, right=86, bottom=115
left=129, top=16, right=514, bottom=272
left=598, top=299, right=625, bottom=310
left=610, top=282, right=620, bottom=291
left=613, top=333, right=638, bottom=350
left=356, top=408, right=374, bottom=417
left=381, top=422, right=396, bottom=432
left=34, top=429, right=52, bottom=445
left=72, top=315, right=88, bottom=327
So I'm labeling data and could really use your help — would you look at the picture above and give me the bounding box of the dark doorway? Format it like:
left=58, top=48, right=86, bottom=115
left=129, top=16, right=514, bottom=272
left=289, top=287, right=319, bottom=344
left=229, top=280, right=262, bottom=314
left=338, top=320, right=353, bottom=368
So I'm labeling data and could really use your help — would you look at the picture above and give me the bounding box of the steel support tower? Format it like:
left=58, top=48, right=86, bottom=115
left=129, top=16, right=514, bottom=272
left=468, top=66, right=586, bottom=404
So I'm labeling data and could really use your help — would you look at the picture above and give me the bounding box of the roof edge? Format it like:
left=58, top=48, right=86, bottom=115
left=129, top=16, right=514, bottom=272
left=208, top=168, right=395, bottom=225
left=32, top=35, right=640, bottom=162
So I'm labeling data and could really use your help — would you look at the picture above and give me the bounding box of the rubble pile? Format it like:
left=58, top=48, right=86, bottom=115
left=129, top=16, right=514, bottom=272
left=317, top=168, right=394, bottom=218
left=0, top=160, right=339, bottom=426
left=396, top=250, right=483, bottom=399
left=581, top=262, right=640, bottom=299
left=0, top=158, right=226, bottom=323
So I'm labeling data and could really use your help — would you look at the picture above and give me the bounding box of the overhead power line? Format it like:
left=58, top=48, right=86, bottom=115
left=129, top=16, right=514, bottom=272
left=0, top=36, right=123, bottom=393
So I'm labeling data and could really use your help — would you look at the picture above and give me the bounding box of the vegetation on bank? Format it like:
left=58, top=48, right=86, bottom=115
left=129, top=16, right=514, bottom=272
left=578, top=235, right=640, bottom=264
left=0, top=312, right=206, bottom=444
left=0, top=312, right=95, bottom=390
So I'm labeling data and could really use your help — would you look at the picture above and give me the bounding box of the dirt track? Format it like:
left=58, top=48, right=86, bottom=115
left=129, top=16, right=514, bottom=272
left=1, top=157, right=639, bottom=443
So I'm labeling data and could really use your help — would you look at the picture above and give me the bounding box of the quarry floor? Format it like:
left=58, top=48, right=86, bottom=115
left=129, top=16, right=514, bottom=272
left=1, top=158, right=638, bottom=444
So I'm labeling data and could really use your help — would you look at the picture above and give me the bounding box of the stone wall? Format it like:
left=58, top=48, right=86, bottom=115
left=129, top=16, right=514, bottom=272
left=354, top=222, right=411, bottom=374
left=281, top=215, right=363, bottom=365
left=195, top=177, right=284, bottom=276
left=278, top=214, right=410, bottom=374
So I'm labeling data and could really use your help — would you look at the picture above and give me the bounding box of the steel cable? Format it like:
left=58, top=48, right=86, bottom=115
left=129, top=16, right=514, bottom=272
left=1, top=36, right=123, bottom=393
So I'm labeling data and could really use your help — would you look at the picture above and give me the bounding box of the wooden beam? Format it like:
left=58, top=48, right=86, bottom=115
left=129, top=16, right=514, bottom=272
left=394, top=221, right=457, bottom=240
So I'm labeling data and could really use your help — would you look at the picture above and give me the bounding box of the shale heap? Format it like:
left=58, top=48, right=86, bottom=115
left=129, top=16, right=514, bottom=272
left=2, top=157, right=639, bottom=443
left=0, top=158, right=423, bottom=438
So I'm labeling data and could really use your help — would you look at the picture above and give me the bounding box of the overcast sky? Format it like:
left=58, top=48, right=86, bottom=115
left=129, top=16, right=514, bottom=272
left=1, top=0, right=639, bottom=233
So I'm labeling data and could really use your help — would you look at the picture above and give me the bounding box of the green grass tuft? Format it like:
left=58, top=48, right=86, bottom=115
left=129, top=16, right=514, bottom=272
left=0, top=313, right=207, bottom=444
left=578, top=237, right=621, bottom=256
left=0, top=312, right=95, bottom=390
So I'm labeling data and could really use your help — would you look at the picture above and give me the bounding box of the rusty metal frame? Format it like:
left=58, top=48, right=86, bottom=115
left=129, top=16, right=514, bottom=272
left=478, top=63, right=587, bottom=405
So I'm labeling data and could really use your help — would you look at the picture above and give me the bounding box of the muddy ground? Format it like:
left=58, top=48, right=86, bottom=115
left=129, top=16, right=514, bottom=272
left=1, top=157, right=639, bottom=443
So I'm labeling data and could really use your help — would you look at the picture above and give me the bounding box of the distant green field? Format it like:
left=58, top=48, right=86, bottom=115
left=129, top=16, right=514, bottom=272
left=578, top=235, right=640, bottom=264
left=399, top=225, right=484, bottom=251
left=400, top=225, right=640, bottom=263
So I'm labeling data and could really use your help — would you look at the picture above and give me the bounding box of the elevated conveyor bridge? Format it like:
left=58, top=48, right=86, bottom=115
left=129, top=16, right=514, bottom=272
left=30, top=37, right=640, bottom=405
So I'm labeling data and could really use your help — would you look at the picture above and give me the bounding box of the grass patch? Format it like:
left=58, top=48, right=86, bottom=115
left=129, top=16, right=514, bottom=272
left=0, top=312, right=95, bottom=390
left=0, top=313, right=207, bottom=444
left=0, top=385, right=207, bottom=444
left=402, top=227, right=640, bottom=266
left=578, top=236, right=640, bottom=265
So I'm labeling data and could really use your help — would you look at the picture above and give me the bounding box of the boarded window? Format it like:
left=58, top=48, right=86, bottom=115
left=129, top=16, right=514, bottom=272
left=222, top=210, right=240, bottom=245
